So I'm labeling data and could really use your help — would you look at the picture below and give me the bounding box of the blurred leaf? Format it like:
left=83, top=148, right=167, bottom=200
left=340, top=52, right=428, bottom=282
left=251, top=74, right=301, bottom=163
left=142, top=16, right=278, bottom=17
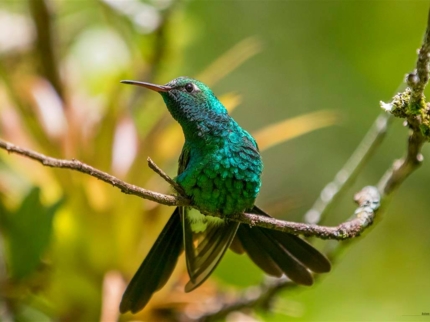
left=0, top=196, right=8, bottom=226
left=253, top=110, right=341, bottom=152
left=197, top=37, right=262, bottom=86
left=5, top=187, right=63, bottom=279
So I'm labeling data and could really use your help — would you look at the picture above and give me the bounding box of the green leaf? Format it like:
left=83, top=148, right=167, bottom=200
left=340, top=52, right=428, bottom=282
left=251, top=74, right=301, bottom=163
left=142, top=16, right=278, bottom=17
left=0, top=197, right=8, bottom=226
left=6, top=187, right=63, bottom=279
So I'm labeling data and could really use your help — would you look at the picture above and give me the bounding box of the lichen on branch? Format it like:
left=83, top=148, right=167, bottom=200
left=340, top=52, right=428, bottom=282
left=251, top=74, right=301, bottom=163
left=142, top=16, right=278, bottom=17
left=381, top=9, right=430, bottom=140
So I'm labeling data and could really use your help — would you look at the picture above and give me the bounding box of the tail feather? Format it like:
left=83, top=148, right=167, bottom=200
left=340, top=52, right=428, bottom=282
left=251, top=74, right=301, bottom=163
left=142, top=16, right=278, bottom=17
left=229, top=234, right=245, bottom=254
left=120, top=205, right=331, bottom=314
left=270, top=230, right=331, bottom=273
left=183, top=209, right=239, bottom=292
left=238, top=225, right=313, bottom=285
left=236, top=226, right=283, bottom=277
left=119, top=208, right=183, bottom=314
left=234, top=205, right=330, bottom=285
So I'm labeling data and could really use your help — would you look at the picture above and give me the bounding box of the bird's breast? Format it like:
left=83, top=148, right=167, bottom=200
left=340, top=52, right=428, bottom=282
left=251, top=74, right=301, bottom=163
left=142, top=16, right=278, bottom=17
left=177, top=134, right=262, bottom=216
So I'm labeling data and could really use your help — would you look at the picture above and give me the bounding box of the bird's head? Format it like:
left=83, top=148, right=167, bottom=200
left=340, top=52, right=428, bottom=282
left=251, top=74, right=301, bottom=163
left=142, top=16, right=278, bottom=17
left=121, top=77, right=228, bottom=125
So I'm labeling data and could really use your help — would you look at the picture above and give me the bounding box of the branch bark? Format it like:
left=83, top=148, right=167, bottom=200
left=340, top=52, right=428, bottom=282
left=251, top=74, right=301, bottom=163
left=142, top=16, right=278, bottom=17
left=406, top=8, right=430, bottom=108
left=0, top=138, right=378, bottom=241
left=378, top=7, right=430, bottom=195
left=0, top=140, right=185, bottom=207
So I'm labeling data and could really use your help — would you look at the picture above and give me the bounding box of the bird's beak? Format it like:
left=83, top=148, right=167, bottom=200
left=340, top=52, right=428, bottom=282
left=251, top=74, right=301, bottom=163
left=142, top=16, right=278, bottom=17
left=120, top=80, right=172, bottom=92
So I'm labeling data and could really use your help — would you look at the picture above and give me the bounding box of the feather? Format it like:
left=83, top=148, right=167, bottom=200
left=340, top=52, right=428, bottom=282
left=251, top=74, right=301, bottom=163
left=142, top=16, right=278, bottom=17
left=183, top=209, right=239, bottom=292
left=251, top=206, right=330, bottom=273
left=238, top=225, right=313, bottom=285
left=119, top=208, right=183, bottom=314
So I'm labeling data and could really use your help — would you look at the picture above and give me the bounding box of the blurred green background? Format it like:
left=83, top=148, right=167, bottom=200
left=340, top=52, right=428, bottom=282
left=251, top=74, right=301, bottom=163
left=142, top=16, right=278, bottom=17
left=0, top=1, right=429, bottom=321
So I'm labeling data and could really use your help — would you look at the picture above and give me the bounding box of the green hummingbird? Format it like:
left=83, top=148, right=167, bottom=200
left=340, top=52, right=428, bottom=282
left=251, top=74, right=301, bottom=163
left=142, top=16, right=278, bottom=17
left=119, top=77, right=331, bottom=314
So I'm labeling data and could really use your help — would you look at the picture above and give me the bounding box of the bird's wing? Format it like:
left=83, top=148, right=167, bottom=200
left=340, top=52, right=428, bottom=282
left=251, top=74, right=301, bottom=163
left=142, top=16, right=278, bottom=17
left=119, top=208, right=183, bottom=314
left=178, top=143, right=190, bottom=176
left=178, top=144, right=239, bottom=293
left=243, top=131, right=260, bottom=152
left=182, top=211, right=239, bottom=292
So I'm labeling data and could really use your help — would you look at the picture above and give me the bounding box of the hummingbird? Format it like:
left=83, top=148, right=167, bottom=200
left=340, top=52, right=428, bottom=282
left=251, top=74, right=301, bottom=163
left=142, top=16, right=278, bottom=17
left=119, top=77, right=331, bottom=314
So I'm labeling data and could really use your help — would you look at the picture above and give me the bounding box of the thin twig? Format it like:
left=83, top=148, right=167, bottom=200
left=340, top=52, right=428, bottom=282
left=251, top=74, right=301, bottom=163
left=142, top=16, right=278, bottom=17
left=378, top=9, right=430, bottom=195
left=194, top=278, right=296, bottom=322
left=0, top=139, right=185, bottom=207
left=0, top=138, right=378, bottom=240
left=378, top=129, right=425, bottom=195
left=147, top=157, right=186, bottom=196
left=236, top=186, right=379, bottom=240
left=406, top=8, right=430, bottom=108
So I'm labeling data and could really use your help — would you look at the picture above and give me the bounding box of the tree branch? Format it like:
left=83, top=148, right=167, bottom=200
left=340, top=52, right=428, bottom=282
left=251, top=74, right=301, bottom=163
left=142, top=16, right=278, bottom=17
left=406, top=8, right=430, bottom=108
left=147, top=157, right=186, bottom=196
left=194, top=277, right=296, bottom=322
left=0, top=138, right=378, bottom=240
left=378, top=8, right=430, bottom=195
left=233, top=186, right=379, bottom=240
left=0, top=139, right=186, bottom=207
left=378, top=128, right=425, bottom=195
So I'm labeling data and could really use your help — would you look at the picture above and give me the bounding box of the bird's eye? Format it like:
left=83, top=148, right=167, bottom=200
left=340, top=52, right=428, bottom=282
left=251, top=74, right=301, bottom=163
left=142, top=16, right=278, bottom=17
left=185, top=83, right=194, bottom=93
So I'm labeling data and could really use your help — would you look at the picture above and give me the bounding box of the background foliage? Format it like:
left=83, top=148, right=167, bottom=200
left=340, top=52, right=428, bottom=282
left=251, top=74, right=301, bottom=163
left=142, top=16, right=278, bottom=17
left=0, top=1, right=429, bottom=321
